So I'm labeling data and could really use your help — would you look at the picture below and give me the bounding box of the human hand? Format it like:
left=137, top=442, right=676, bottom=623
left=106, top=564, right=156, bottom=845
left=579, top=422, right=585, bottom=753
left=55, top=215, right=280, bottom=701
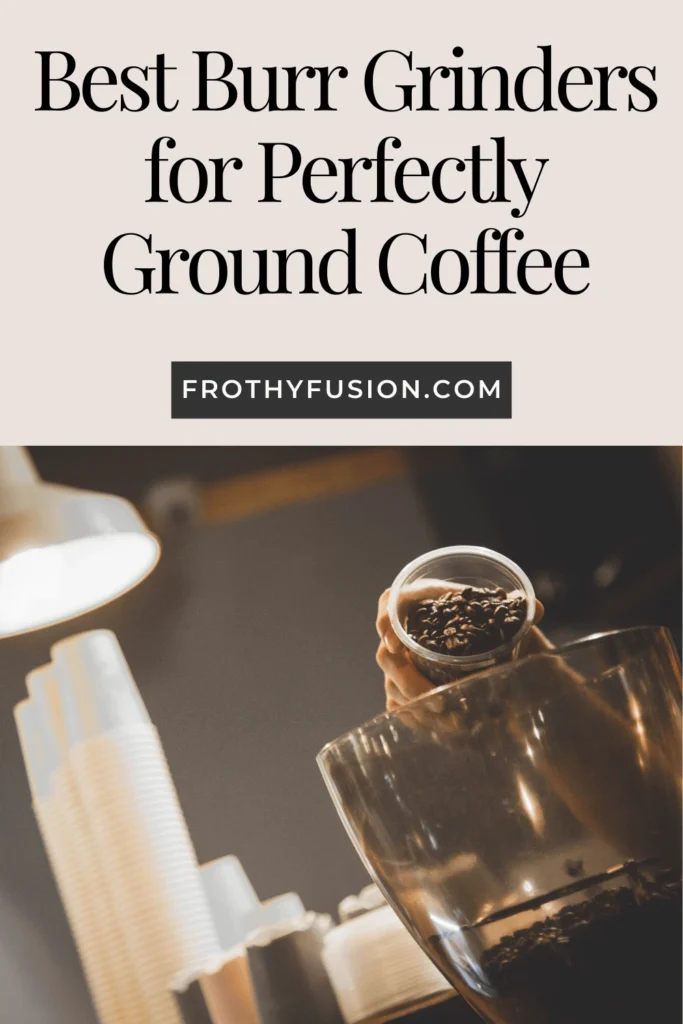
left=376, top=581, right=550, bottom=710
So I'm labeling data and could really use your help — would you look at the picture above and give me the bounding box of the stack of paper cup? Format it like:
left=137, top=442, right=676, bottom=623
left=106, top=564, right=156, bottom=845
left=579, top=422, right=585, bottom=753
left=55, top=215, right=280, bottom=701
left=201, top=855, right=307, bottom=952
left=15, top=690, right=144, bottom=1023
left=258, top=893, right=307, bottom=932
left=14, top=629, right=224, bottom=1024
left=49, top=630, right=223, bottom=1024
left=200, top=856, right=261, bottom=952
left=322, top=904, right=453, bottom=1024
left=338, top=884, right=387, bottom=922
left=174, top=953, right=261, bottom=1024
left=196, top=855, right=310, bottom=1024
left=174, top=977, right=215, bottom=1024
left=247, top=913, right=344, bottom=1024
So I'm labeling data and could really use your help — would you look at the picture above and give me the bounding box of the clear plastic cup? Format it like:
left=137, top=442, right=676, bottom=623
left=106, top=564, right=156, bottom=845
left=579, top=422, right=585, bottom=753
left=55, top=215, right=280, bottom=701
left=388, top=546, right=536, bottom=686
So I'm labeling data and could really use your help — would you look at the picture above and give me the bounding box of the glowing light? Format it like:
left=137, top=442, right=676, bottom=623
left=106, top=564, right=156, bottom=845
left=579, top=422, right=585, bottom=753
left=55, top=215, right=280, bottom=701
left=0, top=534, right=158, bottom=635
left=516, top=774, right=546, bottom=835
left=0, top=447, right=161, bottom=638
left=626, top=690, right=648, bottom=752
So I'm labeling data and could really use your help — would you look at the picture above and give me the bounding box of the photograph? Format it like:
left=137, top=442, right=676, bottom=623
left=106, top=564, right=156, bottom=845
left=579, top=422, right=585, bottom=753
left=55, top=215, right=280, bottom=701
left=0, top=445, right=680, bottom=1024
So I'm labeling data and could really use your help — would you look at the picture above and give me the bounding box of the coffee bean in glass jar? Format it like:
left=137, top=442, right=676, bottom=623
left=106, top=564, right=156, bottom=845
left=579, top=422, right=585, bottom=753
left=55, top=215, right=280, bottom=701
left=405, top=587, right=527, bottom=658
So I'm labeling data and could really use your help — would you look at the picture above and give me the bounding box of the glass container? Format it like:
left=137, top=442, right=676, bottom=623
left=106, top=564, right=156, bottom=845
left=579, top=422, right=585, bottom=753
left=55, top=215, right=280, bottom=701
left=318, top=627, right=682, bottom=1024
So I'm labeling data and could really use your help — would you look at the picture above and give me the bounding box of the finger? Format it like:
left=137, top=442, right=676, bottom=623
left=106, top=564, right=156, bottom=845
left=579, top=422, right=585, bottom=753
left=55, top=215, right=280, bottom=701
left=384, top=632, right=402, bottom=655
left=376, top=591, right=404, bottom=654
left=385, top=671, right=460, bottom=732
left=376, top=639, right=409, bottom=685
left=533, top=599, right=545, bottom=626
left=379, top=580, right=455, bottom=653
left=384, top=677, right=405, bottom=708
left=376, top=589, right=391, bottom=638
left=384, top=680, right=426, bottom=736
left=376, top=589, right=407, bottom=654
left=377, top=641, right=435, bottom=702
left=521, top=624, right=555, bottom=656
left=384, top=669, right=437, bottom=735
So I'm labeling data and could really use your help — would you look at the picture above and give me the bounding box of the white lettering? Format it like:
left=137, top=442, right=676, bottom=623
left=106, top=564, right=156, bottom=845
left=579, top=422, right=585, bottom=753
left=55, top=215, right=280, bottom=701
left=377, top=379, right=398, bottom=399
left=455, top=379, right=475, bottom=398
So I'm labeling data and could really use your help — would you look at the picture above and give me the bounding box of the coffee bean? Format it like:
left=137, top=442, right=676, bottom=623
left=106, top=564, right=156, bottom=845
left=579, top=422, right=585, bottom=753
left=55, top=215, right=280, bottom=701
left=468, top=601, right=486, bottom=622
left=406, top=586, right=528, bottom=659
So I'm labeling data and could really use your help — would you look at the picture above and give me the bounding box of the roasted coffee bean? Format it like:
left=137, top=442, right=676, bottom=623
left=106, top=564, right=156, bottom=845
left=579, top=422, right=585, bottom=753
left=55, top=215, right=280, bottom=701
left=472, top=876, right=682, bottom=1022
left=405, top=586, right=528, bottom=658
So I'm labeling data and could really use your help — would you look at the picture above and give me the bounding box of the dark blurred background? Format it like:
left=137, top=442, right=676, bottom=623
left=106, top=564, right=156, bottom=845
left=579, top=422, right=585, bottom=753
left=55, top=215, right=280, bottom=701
left=24, top=445, right=683, bottom=643
left=0, top=446, right=679, bottom=1023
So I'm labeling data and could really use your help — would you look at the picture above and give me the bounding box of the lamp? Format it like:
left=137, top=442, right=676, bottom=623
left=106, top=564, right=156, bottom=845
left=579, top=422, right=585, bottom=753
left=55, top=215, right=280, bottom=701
left=0, top=447, right=160, bottom=638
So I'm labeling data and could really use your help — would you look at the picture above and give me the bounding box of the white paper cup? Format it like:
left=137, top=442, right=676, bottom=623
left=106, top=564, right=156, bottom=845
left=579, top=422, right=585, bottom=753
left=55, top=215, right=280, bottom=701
left=69, top=728, right=221, bottom=1023
left=51, top=765, right=151, bottom=1023
left=201, top=857, right=260, bottom=952
left=173, top=953, right=261, bottom=1024
left=48, top=630, right=220, bottom=1021
left=199, top=954, right=260, bottom=1024
left=258, top=893, right=306, bottom=931
left=52, top=629, right=151, bottom=743
left=322, top=905, right=452, bottom=1024
left=16, top=699, right=149, bottom=1024
left=247, top=915, right=343, bottom=1024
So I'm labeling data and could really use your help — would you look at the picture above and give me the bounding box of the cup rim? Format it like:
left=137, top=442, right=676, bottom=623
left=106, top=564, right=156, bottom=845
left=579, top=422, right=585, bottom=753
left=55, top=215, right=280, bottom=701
left=387, top=545, right=536, bottom=668
left=316, top=624, right=672, bottom=760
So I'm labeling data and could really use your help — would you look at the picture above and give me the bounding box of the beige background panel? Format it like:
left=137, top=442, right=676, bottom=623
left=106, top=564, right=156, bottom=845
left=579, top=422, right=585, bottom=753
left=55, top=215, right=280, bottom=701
left=1, top=0, right=681, bottom=443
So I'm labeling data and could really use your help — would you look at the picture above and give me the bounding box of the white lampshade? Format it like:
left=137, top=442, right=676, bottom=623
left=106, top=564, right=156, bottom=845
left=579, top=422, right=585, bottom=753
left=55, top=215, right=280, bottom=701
left=0, top=447, right=160, bottom=638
